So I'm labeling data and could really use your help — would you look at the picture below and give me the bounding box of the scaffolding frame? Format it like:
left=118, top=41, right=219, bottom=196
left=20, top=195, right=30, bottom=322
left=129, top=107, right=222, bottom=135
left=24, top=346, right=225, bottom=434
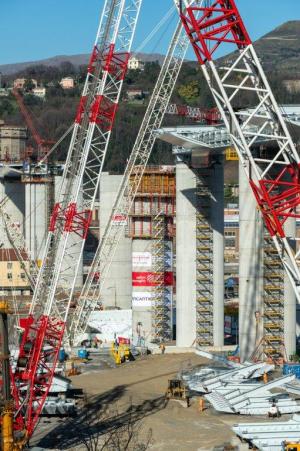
left=263, top=234, right=285, bottom=363
left=196, top=170, right=214, bottom=347
left=151, top=213, right=172, bottom=343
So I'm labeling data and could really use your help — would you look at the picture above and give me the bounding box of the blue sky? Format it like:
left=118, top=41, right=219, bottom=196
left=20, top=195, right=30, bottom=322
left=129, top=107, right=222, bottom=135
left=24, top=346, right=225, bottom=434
left=1, top=0, right=299, bottom=65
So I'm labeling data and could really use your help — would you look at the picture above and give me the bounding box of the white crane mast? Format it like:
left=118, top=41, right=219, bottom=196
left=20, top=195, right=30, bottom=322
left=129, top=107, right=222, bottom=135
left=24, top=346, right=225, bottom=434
left=69, top=0, right=203, bottom=344
left=178, top=0, right=300, bottom=302
left=12, top=0, right=142, bottom=438
left=30, top=0, right=142, bottom=323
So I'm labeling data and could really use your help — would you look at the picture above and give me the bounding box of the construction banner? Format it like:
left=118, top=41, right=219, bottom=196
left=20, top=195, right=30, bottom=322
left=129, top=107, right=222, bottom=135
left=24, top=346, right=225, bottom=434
left=132, top=271, right=173, bottom=287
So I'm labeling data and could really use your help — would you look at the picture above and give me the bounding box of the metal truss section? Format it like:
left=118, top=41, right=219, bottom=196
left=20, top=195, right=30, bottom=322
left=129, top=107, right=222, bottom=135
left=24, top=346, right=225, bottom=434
left=31, top=0, right=142, bottom=322
left=158, top=125, right=232, bottom=153
left=263, top=234, right=285, bottom=363
left=166, top=103, right=221, bottom=124
left=179, top=0, right=300, bottom=303
left=12, top=0, right=142, bottom=437
left=151, top=214, right=172, bottom=342
left=233, top=415, right=300, bottom=450
left=196, top=170, right=213, bottom=347
left=205, top=374, right=298, bottom=415
left=69, top=7, right=199, bottom=343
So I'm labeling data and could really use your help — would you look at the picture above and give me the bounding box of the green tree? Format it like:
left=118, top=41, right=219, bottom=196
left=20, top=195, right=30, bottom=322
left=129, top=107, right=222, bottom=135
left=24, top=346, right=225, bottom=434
left=23, top=78, right=35, bottom=92
left=177, top=80, right=199, bottom=102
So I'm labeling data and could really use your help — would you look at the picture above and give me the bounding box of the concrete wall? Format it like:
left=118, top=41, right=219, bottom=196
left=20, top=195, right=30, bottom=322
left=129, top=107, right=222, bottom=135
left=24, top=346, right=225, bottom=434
left=0, top=126, right=27, bottom=161
left=99, top=172, right=132, bottom=310
left=0, top=176, right=25, bottom=248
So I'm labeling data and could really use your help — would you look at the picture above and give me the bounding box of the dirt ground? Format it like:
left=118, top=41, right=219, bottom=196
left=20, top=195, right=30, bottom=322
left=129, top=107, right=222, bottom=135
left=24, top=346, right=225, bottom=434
left=30, top=352, right=269, bottom=450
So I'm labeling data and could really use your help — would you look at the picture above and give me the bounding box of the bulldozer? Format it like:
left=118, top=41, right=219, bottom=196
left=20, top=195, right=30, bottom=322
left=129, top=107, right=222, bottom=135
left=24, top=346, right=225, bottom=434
left=165, top=379, right=190, bottom=407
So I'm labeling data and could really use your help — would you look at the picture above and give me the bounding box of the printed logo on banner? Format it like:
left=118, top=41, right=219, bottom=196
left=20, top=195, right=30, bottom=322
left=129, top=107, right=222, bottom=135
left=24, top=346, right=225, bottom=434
left=132, top=252, right=152, bottom=268
left=132, top=292, right=154, bottom=307
left=112, top=214, right=127, bottom=226
left=132, top=271, right=174, bottom=287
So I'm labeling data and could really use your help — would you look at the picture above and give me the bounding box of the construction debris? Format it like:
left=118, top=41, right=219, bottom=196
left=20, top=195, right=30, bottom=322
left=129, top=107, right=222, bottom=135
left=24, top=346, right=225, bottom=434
left=233, top=415, right=300, bottom=450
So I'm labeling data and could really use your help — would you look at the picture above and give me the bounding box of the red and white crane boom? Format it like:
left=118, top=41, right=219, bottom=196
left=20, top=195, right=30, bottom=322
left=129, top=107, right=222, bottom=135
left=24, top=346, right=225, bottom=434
left=11, top=0, right=142, bottom=438
left=166, top=102, right=221, bottom=124
left=178, top=0, right=300, bottom=302
left=69, top=0, right=202, bottom=345
left=12, top=89, right=54, bottom=159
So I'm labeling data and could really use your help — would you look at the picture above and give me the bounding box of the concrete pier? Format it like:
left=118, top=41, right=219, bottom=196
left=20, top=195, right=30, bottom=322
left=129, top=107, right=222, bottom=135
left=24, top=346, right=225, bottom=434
left=176, top=159, right=224, bottom=348
left=176, top=162, right=197, bottom=347
left=210, top=157, right=224, bottom=347
left=284, top=218, right=297, bottom=358
left=239, top=162, right=264, bottom=362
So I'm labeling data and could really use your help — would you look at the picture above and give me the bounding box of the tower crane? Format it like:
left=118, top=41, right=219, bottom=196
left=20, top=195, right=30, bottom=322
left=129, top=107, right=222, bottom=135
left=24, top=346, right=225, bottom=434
left=69, top=0, right=200, bottom=345
left=12, top=89, right=54, bottom=161
left=178, top=0, right=300, bottom=335
left=5, top=0, right=142, bottom=446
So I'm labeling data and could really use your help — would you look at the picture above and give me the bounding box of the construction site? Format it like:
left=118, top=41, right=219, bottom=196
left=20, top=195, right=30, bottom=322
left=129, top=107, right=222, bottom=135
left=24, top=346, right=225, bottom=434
left=2, top=0, right=300, bottom=450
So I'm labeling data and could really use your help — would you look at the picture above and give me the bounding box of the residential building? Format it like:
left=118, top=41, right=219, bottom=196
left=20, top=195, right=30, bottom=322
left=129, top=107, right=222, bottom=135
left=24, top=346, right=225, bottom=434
left=13, top=78, right=38, bottom=90
left=128, top=57, right=145, bottom=71
left=32, top=87, right=46, bottom=99
left=0, top=88, right=9, bottom=97
left=0, top=249, right=30, bottom=290
left=126, top=89, right=144, bottom=100
left=60, top=77, right=75, bottom=89
left=0, top=125, right=27, bottom=161
left=283, top=80, right=300, bottom=93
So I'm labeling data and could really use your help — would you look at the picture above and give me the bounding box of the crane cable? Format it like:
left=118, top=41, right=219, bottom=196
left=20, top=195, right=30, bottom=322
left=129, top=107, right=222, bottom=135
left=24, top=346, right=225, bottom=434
left=132, top=5, right=176, bottom=55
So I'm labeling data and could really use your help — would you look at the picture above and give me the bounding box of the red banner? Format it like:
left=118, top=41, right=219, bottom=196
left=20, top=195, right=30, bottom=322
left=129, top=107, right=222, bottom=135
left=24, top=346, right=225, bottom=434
left=132, top=271, right=173, bottom=287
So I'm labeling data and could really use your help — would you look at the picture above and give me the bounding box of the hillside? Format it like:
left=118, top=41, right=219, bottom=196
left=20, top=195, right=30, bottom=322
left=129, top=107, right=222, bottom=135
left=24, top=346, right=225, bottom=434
left=221, top=21, right=300, bottom=76
left=254, top=21, right=300, bottom=74
left=1, top=21, right=300, bottom=178
left=0, top=52, right=166, bottom=76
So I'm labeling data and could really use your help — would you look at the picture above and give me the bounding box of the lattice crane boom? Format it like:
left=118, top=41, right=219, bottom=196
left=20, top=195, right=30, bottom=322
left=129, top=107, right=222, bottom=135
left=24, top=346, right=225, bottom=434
left=178, top=0, right=300, bottom=302
left=12, top=88, right=54, bottom=159
left=11, top=0, right=142, bottom=438
left=69, top=0, right=201, bottom=345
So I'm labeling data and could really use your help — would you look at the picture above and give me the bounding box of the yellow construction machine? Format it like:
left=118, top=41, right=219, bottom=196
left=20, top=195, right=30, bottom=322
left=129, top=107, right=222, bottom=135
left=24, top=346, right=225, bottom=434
left=285, top=444, right=300, bottom=451
left=110, top=343, right=133, bottom=365
left=165, top=379, right=190, bottom=407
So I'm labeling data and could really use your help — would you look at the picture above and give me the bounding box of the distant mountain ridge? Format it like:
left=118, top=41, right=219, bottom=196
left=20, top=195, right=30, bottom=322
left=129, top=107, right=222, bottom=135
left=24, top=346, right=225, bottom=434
left=221, top=20, right=300, bottom=74
left=0, top=52, right=165, bottom=76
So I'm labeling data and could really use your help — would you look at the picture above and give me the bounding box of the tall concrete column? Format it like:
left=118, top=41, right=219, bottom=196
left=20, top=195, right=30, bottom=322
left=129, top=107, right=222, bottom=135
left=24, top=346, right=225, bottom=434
left=210, top=157, right=224, bottom=347
left=239, top=162, right=264, bottom=362
left=176, top=161, right=197, bottom=347
left=284, top=218, right=296, bottom=358
left=25, top=183, right=48, bottom=262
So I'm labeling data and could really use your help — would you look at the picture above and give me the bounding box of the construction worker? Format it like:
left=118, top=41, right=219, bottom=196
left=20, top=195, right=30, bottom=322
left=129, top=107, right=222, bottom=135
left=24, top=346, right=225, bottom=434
left=268, top=401, right=280, bottom=418
left=198, top=398, right=205, bottom=412
left=159, top=343, right=166, bottom=354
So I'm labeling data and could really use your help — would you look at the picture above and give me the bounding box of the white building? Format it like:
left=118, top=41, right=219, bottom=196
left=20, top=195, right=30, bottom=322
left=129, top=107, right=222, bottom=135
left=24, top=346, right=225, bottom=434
left=32, top=87, right=46, bottom=99
left=13, top=78, right=38, bottom=90
left=128, top=57, right=145, bottom=71
left=60, top=77, right=75, bottom=89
